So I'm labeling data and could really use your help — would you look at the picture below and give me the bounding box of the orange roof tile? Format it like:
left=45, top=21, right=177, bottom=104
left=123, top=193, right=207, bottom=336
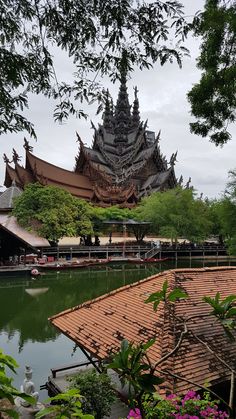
left=50, top=267, right=236, bottom=394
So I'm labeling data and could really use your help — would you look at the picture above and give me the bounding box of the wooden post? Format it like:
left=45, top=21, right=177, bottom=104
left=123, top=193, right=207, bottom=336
left=229, top=371, right=234, bottom=411
left=79, top=345, right=102, bottom=373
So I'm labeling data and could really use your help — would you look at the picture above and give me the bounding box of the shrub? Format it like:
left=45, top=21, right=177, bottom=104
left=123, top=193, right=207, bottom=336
left=69, top=370, right=115, bottom=419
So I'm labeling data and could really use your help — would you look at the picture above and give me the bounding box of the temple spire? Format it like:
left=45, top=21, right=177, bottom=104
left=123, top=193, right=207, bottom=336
left=114, top=73, right=131, bottom=143
left=132, top=86, right=140, bottom=127
left=103, top=90, right=113, bottom=132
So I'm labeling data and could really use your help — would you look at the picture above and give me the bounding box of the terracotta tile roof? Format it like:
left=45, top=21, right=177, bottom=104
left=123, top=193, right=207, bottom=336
left=50, top=267, right=236, bottom=394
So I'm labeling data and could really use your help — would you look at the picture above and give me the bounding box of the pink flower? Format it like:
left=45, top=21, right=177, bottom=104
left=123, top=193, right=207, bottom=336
left=184, top=390, right=198, bottom=400
left=166, top=393, right=178, bottom=400
left=127, top=408, right=142, bottom=419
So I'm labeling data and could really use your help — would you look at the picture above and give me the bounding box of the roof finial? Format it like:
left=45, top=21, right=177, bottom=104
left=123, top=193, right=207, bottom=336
left=3, top=153, right=10, bottom=164
left=185, top=177, right=192, bottom=189
left=103, top=90, right=113, bottom=132
left=12, top=149, right=21, bottom=164
left=169, top=151, right=178, bottom=167
left=76, top=132, right=83, bottom=148
left=132, top=86, right=140, bottom=127
left=178, top=175, right=183, bottom=186
left=23, top=138, right=33, bottom=152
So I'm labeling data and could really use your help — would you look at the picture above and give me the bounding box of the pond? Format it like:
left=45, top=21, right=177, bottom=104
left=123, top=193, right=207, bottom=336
left=0, top=259, right=232, bottom=399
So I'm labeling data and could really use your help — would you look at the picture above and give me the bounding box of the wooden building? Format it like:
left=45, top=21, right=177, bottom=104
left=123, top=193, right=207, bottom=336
left=4, top=77, right=180, bottom=207
left=0, top=183, right=50, bottom=262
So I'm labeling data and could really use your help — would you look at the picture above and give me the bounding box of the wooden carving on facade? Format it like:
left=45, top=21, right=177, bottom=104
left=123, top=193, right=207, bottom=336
left=3, top=75, right=182, bottom=207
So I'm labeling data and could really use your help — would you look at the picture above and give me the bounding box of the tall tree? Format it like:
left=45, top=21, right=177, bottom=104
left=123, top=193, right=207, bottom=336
left=209, top=170, right=236, bottom=254
left=188, top=0, right=236, bottom=146
left=12, top=183, right=93, bottom=242
left=0, top=0, right=190, bottom=137
left=135, top=187, right=212, bottom=243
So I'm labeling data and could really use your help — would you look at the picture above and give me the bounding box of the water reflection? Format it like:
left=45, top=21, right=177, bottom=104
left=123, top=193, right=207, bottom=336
left=0, top=264, right=165, bottom=351
left=0, top=260, right=232, bottom=394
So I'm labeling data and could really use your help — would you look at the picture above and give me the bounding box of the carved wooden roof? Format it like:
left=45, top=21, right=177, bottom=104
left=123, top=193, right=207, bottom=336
left=75, top=78, right=178, bottom=197
left=3, top=79, right=181, bottom=207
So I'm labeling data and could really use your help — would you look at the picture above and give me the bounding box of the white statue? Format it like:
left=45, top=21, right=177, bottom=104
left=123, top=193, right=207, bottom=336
left=20, top=366, right=39, bottom=407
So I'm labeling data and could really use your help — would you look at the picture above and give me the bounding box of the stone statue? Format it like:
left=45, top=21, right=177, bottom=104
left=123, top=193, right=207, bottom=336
left=15, top=365, right=44, bottom=418
left=20, top=366, right=39, bottom=407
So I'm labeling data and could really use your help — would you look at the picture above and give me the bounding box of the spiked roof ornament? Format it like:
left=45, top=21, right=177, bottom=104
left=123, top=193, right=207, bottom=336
left=114, top=73, right=132, bottom=143
left=3, top=153, right=10, bottom=164
left=23, top=138, right=33, bottom=152
left=12, top=149, right=21, bottom=164
left=132, top=86, right=140, bottom=127
left=103, top=90, right=113, bottom=132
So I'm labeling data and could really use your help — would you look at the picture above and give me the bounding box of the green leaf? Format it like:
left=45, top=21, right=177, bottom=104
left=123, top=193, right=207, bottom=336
left=226, top=308, right=236, bottom=318
left=154, top=301, right=161, bottom=312
left=145, top=291, right=163, bottom=304
left=0, top=409, right=19, bottom=419
left=138, top=374, right=164, bottom=392
left=17, top=393, right=36, bottom=404
left=162, top=280, right=168, bottom=296
left=168, top=288, right=188, bottom=302
left=35, top=406, right=59, bottom=418
left=143, top=338, right=155, bottom=351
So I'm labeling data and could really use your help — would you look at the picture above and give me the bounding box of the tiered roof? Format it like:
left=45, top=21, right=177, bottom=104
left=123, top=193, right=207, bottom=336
left=3, top=79, right=181, bottom=207
left=0, top=181, right=22, bottom=210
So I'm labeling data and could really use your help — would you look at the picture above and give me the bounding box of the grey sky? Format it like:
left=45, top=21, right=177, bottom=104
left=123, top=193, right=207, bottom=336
left=1, top=0, right=235, bottom=198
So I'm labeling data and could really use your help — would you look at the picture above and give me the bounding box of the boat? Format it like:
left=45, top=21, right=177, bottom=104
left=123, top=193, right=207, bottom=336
left=40, top=259, right=109, bottom=271
left=128, top=257, right=169, bottom=264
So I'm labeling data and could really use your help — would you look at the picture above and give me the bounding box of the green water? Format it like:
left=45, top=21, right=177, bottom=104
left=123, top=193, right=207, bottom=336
left=0, top=259, right=232, bottom=399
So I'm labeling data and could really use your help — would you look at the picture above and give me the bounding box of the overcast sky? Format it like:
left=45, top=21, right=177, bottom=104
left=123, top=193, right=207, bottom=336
left=1, top=0, right=235, bottom=199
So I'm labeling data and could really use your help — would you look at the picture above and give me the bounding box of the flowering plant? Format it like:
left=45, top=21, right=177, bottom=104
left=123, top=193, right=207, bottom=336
left=127, top=408, right=142, bottom=419
left=128, top=391, right=229, bottom=419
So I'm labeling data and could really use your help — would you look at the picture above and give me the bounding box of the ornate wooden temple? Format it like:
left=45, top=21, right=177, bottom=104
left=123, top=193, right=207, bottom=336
left=3, top=76, right=181, bottom=207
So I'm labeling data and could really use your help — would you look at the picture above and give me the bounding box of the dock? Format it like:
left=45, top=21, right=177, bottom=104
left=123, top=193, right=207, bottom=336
left=45, top=362, right=129, bottom=419
left=0, top=265, right=33, bottom=276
